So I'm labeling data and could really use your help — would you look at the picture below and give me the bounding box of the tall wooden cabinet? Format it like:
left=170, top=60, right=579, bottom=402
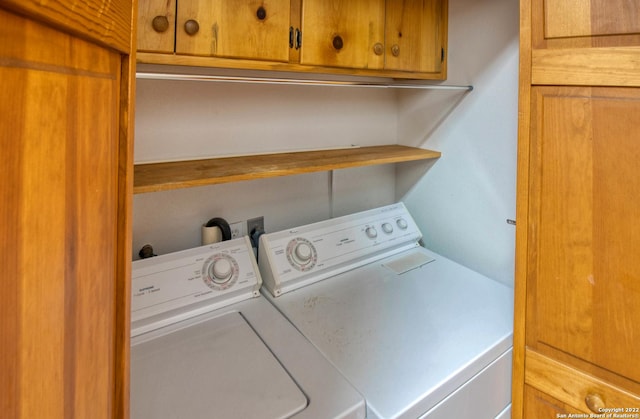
left=0, top=1, right=135, bottom=418
left=513, top=0, right=640, bottom=417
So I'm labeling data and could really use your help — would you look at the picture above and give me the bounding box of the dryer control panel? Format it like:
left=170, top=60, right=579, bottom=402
left=131, top=236, right=261, bottom=336
left=258, top=203, right=422, bottom=297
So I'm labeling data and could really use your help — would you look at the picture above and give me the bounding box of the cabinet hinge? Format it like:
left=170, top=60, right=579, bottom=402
left=289, top=27, right=302, bottom=49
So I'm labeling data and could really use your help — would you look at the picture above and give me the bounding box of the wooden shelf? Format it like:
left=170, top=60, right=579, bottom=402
left=134, top=145, right=440, bottom=194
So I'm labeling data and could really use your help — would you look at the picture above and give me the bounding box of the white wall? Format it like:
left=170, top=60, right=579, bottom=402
left=134, top=76, right=397, bottom=163
left=397, top=0, right=519, bottom=286
left=133, top=78, right=397, bottom=257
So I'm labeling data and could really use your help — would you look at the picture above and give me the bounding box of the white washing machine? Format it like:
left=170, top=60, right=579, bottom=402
left=258, top=203, right=514, bottom=419
left=130, top=236, right=366, bottom=419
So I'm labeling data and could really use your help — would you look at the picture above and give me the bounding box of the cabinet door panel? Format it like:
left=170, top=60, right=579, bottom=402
left=138, top=0, right=176, bottom=53
left=524, top=385, right=586, bottom=418
left=384, top=0, right=444, bottom=73
left=301, top=0, right=385, bottom=69
left=528, top=86, right=640, bottom=384
left=177, top=0, right=291, bottom=61
left=544, top=0, right=640, bottom=39
left=1, top=8, right=127, bottom=418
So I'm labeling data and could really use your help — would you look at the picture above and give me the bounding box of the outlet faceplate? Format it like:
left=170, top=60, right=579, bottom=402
left=230, top=221, right=246, bottom=239
left=230, top=217, right=264, bottom=239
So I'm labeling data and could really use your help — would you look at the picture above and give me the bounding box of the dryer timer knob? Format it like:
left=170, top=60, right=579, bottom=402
left=396, top=218, right=408, bottom=230
left=365, top=226, right=378, bottom=239
left=294, top=242, right=313, bottom=262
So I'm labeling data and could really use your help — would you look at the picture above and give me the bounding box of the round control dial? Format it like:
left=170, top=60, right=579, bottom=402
left=396, top=218, right=408, bottom=230
left=286, top=238, right=317, bottom=271
left=382, top=222, right=393, bottom=234
left=365, top=226, right=378, bottom=239
left=202, top=253, right=239, bottom=290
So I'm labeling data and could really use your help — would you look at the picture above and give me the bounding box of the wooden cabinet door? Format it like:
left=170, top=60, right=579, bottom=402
left=541, top=0, right=640, bottom=40
left=532, top=0, right=640, bottom=51
left=529, top=0, right=640, bottom=87
left=384, top=0, right=446, bottom=73
left=176, top=0, right=292, bottom=61
left=300, top=0, right=385, bottom=70
left=138, top=0, right=176, bottom=53
left=526, top=86, right=640, bottom=391
left=0, top=2, right=134, bottom=418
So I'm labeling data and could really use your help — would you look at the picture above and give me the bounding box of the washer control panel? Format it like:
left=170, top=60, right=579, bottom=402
left=258, top=203, right=422, bottom=296
left=131, top=236, right=261, bottom=336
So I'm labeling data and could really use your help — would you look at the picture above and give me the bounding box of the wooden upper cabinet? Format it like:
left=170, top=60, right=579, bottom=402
left=138, top=0, right=176, bottom=53
left=300, top=0, right=385, bottom=70
left=176, top=0, right=292, bottom=61
left=384, top=0, right=446, bottom=73
left=136, top=0, right=448, bottom=79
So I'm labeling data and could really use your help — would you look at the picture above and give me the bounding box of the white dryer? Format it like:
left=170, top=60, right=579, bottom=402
left=130, top=236, right=365, bottom=419
left=258, top=203, right=514, bottom=419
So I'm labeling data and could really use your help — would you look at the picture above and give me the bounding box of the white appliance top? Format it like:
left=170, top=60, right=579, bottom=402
left=131, top=236, right=366, bottom=419
left=258, top=203, right=514, bottom=418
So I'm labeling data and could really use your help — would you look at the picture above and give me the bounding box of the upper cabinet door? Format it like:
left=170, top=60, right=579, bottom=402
left=384, top=0, right=445, bottom=73
left=300, top=0, right=385, bottom=70
left=138, top=0, right=176, bottom=53
left=176, top=0, right=292, bottom=62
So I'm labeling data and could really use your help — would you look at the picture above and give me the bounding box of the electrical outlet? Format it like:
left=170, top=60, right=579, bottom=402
left=247, top=216, right=264, bottom=235
left=229, top=221, right=246, bottom=239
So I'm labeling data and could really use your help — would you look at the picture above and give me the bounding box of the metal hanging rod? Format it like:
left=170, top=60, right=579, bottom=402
left=135, top=72, right=474, bottom=91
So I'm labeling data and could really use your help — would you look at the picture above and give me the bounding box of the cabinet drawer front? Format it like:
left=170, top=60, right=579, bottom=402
left=525, top=349, right=640, bottom=414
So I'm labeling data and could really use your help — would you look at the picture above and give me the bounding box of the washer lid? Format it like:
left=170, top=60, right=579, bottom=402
left=131, top=312, right=307, bottom=419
